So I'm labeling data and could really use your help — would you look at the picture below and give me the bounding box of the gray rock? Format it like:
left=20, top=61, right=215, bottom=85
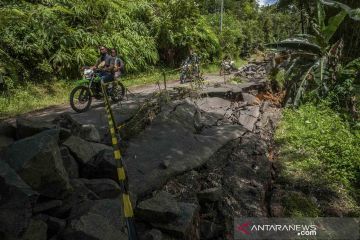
left=81, top=149, right=117, bottom=180
left=33, top=200, right=63, bottom=214
left=0, top=135, right=14, bottom=151
left=151, top=202, right=199, bottom=238
left=20, top=219, right=47, bottom=240
left=200, top=220, right=223, bottom=239
left=62, top=199, right=127, bottom=240
left=80, top=178, right=121, bottom=199
left=53, top=114, right=101, bottom=142
left=60, top=146, right=79, bottom=178
left=159, top=160, right=171, bottom=169
left=0, top=122, right=16, bottom=138
left=197, top=187, right=222, bottom=202
left=16, top=118, right=56, bottom=139
left=143, top=229, right=163, bottom=240
left=238, top=113, right=258, bottom=131
left=0, top=161, right=38, bottom=237
left=63, top=136, right=111, bottom=165
left=34, top=214, right=66, bottom=238
left=241, top=93, right=259, bottom=105
left=137, top=191, right=180, bottom=223
left=1, top=130, right=72, bottom=199
left=242, top=106, right=260, bottom=118
left=79, top=124, right=101, bottom=143
left=49, top=178, right=99, bottom=219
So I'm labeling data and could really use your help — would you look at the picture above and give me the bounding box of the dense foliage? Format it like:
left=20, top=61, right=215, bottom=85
left=0, top=0, right=297, bottom=86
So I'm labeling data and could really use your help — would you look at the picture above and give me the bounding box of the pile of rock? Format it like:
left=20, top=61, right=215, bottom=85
left=0, top=116, right=128, bottom=240
left=234, top=60, right=270, bottom=80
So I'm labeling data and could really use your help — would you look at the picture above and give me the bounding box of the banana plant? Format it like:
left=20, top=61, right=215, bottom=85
left=267, top=0, right=360, bottom=107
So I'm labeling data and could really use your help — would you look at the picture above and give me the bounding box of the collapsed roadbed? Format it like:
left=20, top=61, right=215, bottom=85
left=0, top=63, right=282, bottom=240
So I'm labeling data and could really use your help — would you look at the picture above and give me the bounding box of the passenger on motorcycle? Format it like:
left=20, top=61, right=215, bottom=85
left=110, top=48, right=124, bottom=79
left=91, top=46, right=114, bottom=84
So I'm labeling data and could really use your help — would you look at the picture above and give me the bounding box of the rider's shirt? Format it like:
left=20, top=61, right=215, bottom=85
left=96, top=54, right=114, bottom=74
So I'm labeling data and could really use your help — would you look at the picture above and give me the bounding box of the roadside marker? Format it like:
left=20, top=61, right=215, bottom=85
left=101, top=82, right=138, bottom=240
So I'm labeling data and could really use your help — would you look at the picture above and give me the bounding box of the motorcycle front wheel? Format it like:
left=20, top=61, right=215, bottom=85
left=70, top=85, right=92, bottom=113
left=110, top=82, right=126, bottom=102
left=180, top=73, right=186, bottom=84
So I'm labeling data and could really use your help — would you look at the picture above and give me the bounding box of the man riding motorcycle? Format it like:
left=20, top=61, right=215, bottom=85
left=91, top=46, right=114, bottom=83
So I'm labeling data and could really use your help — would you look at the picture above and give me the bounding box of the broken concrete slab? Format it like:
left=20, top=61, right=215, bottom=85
left=136, top=191, right=181, bottom=223
left=151, top=202, right=199, bottom=239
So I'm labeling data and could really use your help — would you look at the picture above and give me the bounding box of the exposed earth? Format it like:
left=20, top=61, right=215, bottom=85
left=0, top=62, right=283, bottom=240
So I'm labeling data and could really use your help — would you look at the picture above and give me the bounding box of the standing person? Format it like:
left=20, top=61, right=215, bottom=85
left=91, top=46, right=114, bottom=83
left=110, top=48, right=124, bottom=79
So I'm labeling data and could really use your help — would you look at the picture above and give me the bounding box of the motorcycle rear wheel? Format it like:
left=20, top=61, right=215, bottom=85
left=70, top=85, right=92, bottom=113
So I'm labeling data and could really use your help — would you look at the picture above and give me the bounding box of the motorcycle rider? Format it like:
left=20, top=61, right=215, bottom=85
left=91, top=46, right=114, bottom=84
left=110, top=48, right=124, bottom=79
left=185, top=48, right=200, bottom=76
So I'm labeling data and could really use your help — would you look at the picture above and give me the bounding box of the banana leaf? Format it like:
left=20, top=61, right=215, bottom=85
left=319, top=0, right=360, bottom=21
left=266, top=38, right=322, bottom=54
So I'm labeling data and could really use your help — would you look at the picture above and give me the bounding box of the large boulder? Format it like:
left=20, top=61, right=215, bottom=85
left=1, top=130, right=72, bottom=199
left=62, top=199, right=127, bottom=240
left=16, top=118, right=56, bottom=139
left=63, top=136, right=111, bottom=166
left=0, top=160, right=38, bottom=237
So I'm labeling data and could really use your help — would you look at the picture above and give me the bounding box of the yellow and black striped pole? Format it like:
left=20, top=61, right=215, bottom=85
left=101, top=82, right=138, bottom=240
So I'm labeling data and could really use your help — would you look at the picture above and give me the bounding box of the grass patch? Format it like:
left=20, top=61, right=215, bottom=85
left=122, top=68, right=178, bottom=87
left=0, top=81, right=75, bottom=119
left=275, top=103, right=360, bottom=216
left=282, top=192, right=321, bottom=217
left=201, top=58, right=248, bottom=74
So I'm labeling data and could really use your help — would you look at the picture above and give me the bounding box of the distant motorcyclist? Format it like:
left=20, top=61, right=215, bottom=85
left=91, top=46, right=114, bottom=84
left=110, top=48, right=124, bottom=79
left=185, top=48, right=200, bottom=76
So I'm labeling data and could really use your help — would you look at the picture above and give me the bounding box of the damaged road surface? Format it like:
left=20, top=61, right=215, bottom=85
left=0, top=71, right=281, bottom=240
